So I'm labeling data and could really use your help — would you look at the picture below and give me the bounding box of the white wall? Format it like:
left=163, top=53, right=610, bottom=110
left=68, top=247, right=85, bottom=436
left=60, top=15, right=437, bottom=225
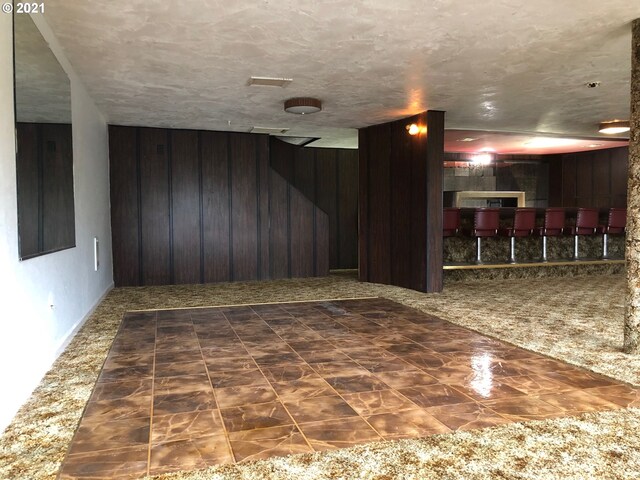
left=0, top=13, right=113, bottom=432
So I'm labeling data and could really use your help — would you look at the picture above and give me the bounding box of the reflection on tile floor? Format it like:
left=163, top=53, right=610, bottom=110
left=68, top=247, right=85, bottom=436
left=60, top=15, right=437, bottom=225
left=58, top=298, right=638, bottom=478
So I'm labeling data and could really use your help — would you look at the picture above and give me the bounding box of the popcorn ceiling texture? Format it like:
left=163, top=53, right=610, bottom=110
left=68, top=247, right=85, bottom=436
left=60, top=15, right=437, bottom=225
left=1, top=272, right=639, bottom=479
left=40, top=0, right=637, bottom=146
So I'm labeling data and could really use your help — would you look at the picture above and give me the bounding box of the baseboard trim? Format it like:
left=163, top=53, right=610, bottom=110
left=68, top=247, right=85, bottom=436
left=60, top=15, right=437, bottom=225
left=54, top=282, right=114, bottom=358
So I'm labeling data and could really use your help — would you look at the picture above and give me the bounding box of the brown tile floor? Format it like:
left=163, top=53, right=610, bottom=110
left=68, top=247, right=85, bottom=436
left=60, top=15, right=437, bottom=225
left=58, top=298, right=638, bottom=478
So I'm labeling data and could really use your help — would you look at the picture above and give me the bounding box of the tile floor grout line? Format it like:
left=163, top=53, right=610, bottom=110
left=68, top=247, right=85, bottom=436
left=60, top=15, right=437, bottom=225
left=128, top=296, right=379, bottom=312
left=283, top=302, right=438, bottom=437
left=305, top=303, right=560, bottom=437
left=303, top=302, right=446, bottom=439
left=194, top=312, right=236, bottom=465
left=251, top=303, right=391, bottom=443
left=222, top=306, right=316, bottom=456
left=146, top=310, right=158, bottom=477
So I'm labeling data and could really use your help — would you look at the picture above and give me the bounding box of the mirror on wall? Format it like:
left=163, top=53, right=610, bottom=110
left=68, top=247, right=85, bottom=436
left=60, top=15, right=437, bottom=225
left=14, top=13, right=75, bottom=260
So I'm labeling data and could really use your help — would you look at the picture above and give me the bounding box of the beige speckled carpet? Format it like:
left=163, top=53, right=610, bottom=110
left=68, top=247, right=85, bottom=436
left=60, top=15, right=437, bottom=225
left=1, top=272, right=639, bottom=479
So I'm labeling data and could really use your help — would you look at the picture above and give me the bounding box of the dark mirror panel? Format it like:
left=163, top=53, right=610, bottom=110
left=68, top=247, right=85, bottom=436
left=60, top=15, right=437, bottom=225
left=14, top=13, right=75, bottom=259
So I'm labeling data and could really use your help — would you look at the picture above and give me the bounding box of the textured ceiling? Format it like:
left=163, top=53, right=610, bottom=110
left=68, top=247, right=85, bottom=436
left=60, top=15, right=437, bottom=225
left=39, top=0, right=640, bottom=148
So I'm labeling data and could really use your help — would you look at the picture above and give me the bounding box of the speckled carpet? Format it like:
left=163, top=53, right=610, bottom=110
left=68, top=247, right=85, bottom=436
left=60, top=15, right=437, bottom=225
left=1, top=272, right=639, bottom=479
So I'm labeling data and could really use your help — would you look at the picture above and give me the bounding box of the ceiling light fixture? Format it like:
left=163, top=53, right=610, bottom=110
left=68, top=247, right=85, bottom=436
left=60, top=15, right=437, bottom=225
left=284, top=97, right=322, bottom=114
left=588, top=143, right=603, bottom=148
left=471, top=153, right=493, bottom=165
left=406, top=123, right=427, bottom=135
left=598, top=120, right=630, bottom=134
left=458, top=137, right=478, bottom=142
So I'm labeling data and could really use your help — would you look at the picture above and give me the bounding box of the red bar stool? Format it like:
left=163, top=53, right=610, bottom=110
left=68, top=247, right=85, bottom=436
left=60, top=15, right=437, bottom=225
left=566, top=208, right=601, bottom=259
left=499, top=208, right=536, bottom=263
left=537, top=208, right=566, bottom=262
left=443, top=208, right=461, bottom=237
left=471, top=208, right=500, bottom=263
left=602, top=208, right=626, bottom=258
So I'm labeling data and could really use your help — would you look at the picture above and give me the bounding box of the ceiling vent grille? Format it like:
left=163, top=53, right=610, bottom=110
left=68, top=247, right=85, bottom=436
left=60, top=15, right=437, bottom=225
left=250, top=126, right=290, bottom=135
left=247, top=76, right=293, bottom=87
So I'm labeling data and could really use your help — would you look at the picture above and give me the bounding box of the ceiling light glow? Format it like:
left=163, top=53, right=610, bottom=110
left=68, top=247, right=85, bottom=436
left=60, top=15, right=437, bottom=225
left=599, top=120, right=630, bottom=134
left=471, top=153, right=493, bottom=165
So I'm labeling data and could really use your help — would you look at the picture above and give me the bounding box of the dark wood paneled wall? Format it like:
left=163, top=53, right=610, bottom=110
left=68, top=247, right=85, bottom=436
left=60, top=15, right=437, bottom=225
left=16, top=123, right=75, bottom=258
left=109, top=126, right=328, bottom=287
left=269, top=171, right=329, bottom=278
left=269, top=138, right=358, bottom=270
left=358, top=111, right=445, bottom=293
left=548, top=147, right=628, bottom=208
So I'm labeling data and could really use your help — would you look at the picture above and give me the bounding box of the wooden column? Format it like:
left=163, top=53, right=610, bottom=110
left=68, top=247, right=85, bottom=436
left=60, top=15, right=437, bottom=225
left=358, top=111, right=445, bottom=293
left=625, top=19, right=640, bottom=354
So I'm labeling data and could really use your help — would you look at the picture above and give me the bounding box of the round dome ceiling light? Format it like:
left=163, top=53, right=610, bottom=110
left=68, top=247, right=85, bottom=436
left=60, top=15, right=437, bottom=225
left=284, top=97, right=322, bottom=115
left=599, top=120, right=630, bottom=134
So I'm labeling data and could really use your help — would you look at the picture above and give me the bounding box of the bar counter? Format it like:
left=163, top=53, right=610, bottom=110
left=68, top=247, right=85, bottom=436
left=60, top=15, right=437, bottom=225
left=444, top=207, right=625, bottom=265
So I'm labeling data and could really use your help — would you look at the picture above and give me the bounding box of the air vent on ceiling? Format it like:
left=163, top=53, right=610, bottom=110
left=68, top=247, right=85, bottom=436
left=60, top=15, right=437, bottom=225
left=247, top=76, right=293, bottom=87
left=250, top=126, right=290, bottom=135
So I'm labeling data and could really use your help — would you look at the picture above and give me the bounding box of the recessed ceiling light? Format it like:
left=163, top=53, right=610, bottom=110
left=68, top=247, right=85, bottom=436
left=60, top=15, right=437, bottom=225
left=586, top=81, right=601, bottom=88
left=599, top=120, right=630, bottom=134
left=247, top=76, right=292, bottom=87
left=284, top=97, right=322, bottom=115
left=457, top=137, right=478, bottom=142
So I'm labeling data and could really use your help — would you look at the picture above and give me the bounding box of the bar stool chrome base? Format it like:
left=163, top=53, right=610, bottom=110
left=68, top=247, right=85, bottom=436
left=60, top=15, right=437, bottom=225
left=476, top=237, right=484, bottom=264
left=602, top=233, right=609, bottom=259
left=541, top=236, right=549, bottom=262
left=508, top=237, right=517, bottom=263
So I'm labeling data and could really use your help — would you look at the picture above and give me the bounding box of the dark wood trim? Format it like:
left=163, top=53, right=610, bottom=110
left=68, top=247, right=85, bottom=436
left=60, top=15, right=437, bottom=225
left=255, top=136, right=262, bottom=280
left=167, top=129, right=175, bottom=285
left=425, top=110, right=444, bottom=292
left=227, top=132, right=234, bottom=281
left=197, top=131, right=205, bottom=283
left=136, top=128, right=143, bottom=285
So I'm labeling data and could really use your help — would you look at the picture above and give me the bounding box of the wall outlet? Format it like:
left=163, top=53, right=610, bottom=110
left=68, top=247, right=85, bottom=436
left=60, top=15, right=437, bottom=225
left=94, top=237, right=99, bottom=271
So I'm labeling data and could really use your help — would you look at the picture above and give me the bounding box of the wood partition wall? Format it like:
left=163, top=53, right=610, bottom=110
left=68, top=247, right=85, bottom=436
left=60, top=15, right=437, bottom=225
left=270, top=138, right=358, bottom=270
left=359, top=111, right=445, bottom=293
left=548, top=146, right=628, bottom=208
left=109, top=126, right=328, bottom=287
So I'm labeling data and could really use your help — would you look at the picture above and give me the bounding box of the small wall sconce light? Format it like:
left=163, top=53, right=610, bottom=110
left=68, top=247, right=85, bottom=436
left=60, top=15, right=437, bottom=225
left=406, top=123, right=427, bottom=135
left=598, top=120, right=630, bottom=134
